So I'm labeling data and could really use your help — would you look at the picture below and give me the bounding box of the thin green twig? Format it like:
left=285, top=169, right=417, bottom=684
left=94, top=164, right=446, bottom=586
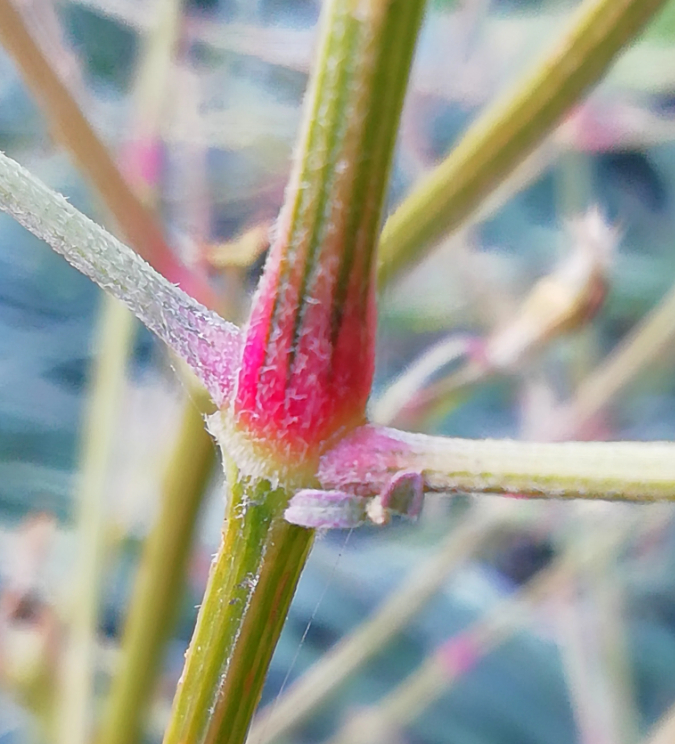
left=319, top=425, right=675, bottom=505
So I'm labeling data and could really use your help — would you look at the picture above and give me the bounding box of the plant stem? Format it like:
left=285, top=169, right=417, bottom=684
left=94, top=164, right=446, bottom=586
left=0, top=150, right=241, bottom=406
left=56, top=296, right=135, bottom=744
left=400, top=436, right=675, bottom=500
left=162, top=463, right=313, bottom=744
left=377, top=0, right=669, bottom=287
left=318, top=425, right=675, bottom=503
left=555, top=280, right=675, bottom=439
left=96, top=393, right=216, bottom=744
left=249, top=508, right=506, bottom=744
left=164, top=2, right=427, bottom=742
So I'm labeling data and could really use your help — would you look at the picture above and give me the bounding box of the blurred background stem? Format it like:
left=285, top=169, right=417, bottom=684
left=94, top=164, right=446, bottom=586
left=95, top=391, right=216, bottom=744
left=55, top=296, right=135, bottom=744
left=377, top=0, right=670, bottom=288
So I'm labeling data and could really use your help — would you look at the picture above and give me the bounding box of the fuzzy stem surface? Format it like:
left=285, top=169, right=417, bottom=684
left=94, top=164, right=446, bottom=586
left=318, top=425, right=675, bottom=503
left=161, top=464, right=313, bottom=744
left=164, top=1, right=427, bottom=742
left=0, top=150, right=240, bottom=405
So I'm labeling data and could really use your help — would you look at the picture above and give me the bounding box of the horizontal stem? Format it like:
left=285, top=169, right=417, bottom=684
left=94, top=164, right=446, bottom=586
left=0, top=150, right=240, bottom=405
left=377, top=0, right=669, bottom=286
left=392, top=437, right=675, bottom=501
left=318, top=425, right=675, bottom=502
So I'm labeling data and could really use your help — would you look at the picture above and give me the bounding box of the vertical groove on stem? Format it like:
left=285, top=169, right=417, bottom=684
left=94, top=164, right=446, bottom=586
left=161, top=466, right=313, bottom=744
left=163, top=2, right=428, bottom=743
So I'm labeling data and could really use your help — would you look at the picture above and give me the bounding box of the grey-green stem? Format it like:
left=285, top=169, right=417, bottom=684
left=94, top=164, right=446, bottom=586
left=0, top=150, right=239, bottom=404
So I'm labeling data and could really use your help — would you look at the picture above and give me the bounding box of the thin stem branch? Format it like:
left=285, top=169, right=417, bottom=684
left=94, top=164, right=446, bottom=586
left=555, top=280, right=675, bottom=439
left=554, top=528, right=638, bottom=744
left=377, top=0, right=669, bottom=287
left=0, top=0, right=216, bottom=300
left=0, top=150, right=241, bottom=405
left=318, top=425, right=675, bottom=503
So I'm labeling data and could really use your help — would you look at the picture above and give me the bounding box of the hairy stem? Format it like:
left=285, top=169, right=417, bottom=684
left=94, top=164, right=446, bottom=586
left=319, top=425, right=675, bottom=503
left=249, top=508, right=503, bottom=744
left=161, top=466, right=313, bottom=744
left=0, top=150, right=240, bottom=405
left=164, top=1, right=428, bottom=742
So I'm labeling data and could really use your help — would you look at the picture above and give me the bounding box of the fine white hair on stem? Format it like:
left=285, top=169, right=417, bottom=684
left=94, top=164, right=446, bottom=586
left=0, top=150, right=241, bottom=405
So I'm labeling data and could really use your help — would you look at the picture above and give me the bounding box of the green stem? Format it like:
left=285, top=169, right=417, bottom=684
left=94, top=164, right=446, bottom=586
left=96, top=394, right=216, bottom=744
left=412, top=436, right=675, bottom=501
left=162, top=464, right=313, bottom=744
left=320, top=426, right=675, bottom=503
left=163, top=2, right=428, bottom=742
left=377, top=0, right=670, bottom=287
left=249, top=508, right=504, bottom=744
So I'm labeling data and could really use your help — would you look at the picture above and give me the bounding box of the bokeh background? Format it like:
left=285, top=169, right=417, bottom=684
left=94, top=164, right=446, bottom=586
left=2, top=0, right=675, bottom=742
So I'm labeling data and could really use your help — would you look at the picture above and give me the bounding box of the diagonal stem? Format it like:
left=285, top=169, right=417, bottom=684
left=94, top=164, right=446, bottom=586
left=377, top=0, right=670, bottom=287
left=0, top=150, right=241, bottom=405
